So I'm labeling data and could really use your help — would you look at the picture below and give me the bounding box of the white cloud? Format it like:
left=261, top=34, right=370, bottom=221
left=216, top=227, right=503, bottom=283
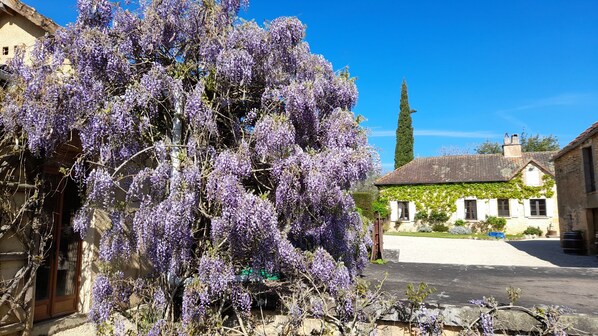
left=497, top=93, right=598, bottom=130
left=369, top=129, right=498, bottom=138
left=499, top=93, right=595, bottom=114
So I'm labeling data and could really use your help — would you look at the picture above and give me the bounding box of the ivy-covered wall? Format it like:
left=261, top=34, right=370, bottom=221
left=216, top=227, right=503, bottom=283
left=379, top=174, right=555, bottom=215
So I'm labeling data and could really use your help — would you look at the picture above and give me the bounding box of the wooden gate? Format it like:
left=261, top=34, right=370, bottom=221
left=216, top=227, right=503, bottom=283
left=370, top=214, right=384, bottom=261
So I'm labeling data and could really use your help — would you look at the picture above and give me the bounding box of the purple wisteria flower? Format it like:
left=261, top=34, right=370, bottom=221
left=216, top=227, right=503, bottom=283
left=0, top=0, right=378, bottom=331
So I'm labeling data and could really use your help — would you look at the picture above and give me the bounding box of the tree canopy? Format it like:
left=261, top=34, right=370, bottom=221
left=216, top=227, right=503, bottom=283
left=0, top=0, right=377, bottom=333
left=394, top=80, right=415, bottom=169
left=475, top=132, right=560, bottom=154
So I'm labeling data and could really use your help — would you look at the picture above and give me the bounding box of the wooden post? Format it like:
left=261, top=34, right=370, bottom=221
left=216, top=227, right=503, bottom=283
left=371, top=213, right=384, bottom=261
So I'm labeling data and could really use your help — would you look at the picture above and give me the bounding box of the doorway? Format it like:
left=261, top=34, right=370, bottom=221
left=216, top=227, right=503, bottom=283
left=34, top=178, right=82, bottom=321
left=592, top=208, right=598, bottom=256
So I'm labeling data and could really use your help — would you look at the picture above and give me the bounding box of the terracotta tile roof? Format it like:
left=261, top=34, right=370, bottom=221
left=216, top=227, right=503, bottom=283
left=375, top=152, right=557, bottom=186
left=552, top=121, right=598, bottom=161
left=0, top=0, right=59, bottom=34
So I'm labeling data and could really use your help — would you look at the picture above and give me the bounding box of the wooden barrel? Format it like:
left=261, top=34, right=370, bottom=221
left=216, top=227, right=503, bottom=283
left=562, top=231, right=585, bottom=255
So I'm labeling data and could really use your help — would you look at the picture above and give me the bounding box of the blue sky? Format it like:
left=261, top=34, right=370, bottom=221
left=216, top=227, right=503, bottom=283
left=24, top=1, right=598, bottom=172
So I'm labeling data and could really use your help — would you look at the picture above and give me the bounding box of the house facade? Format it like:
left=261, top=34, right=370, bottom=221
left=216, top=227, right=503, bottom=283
left=376, top=134, right=559, bottom=235
left=553, top=121, right=598, bottom=255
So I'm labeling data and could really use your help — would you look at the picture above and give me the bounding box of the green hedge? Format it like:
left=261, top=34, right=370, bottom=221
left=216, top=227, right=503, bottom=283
left=352, top=192, right=374, bottom=220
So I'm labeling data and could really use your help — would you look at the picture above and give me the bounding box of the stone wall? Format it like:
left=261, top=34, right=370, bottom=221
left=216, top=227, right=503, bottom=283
left=555, top=132, right=598, bottom=255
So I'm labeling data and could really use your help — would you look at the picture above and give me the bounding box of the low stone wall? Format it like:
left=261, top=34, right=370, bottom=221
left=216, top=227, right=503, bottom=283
left=34, top=303, right=598, bottom=336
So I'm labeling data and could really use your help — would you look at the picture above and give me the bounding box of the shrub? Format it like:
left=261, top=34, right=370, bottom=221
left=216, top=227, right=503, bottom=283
left=454, top=219, right=466, bottom=227
left=414, top=211, right=428, bottom=223
left=428, top=211, right=449, bottom=225
left=372, top=199, right=390, bottom=218
left=523, top=226, right=543, bottom=236
left=418, top=226, right=433, bottom=233
left=432, top=223, right=449, bottom=232
left=486, top=216, right=507, bottom=232
left=352, top=192, right=374, bottom=220
left=449, top=226, right=472, bottom=235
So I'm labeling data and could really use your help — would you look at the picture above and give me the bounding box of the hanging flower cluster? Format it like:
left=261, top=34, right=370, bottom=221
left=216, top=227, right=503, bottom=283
left=0, top=0, right=377, bottom=332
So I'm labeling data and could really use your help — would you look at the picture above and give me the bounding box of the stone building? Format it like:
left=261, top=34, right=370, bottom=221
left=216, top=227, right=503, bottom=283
left=376, top=134, right=559, bottom=235
left=553, top=121, right=598, bottom=255
left=0, top=2, right=100, bottom=335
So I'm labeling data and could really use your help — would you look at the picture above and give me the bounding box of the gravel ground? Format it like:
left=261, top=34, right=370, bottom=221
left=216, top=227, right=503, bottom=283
left=53, top=324, right=96, bottom=336
left=383, top=235, right=598, bottom=267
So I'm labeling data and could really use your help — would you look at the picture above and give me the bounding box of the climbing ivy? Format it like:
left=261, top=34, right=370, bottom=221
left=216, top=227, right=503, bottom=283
left=379, top=174, right=555, bottom=215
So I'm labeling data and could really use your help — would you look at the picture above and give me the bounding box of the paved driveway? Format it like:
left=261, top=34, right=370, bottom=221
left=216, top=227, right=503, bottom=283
left=366, top=235, right=598, bottom=314
left=383, top=235, right=598, bottom=268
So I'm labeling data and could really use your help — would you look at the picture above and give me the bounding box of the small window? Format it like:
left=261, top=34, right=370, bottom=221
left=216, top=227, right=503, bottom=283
left=583, top=147, right=596, bottom=193
left=2, top=47, right=8, bottom=55
left=530, top=199, right=546, bottom=216
left=465, top=200, right=477, bottom=220
left=398, top=201, right=409, bottom=221
left=497, top=199, right=510, bottom=217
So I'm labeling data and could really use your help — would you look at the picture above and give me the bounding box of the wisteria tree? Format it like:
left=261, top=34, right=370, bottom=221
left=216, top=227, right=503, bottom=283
left=1, top=0, right=379, bottom=334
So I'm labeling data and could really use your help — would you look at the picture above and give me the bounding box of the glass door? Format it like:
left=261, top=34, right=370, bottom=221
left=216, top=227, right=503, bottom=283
left=34, top=179, right=82, bottom=321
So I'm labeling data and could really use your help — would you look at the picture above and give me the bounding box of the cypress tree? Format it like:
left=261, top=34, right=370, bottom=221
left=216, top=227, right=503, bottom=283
left=394, top=80, right=415, bottom=169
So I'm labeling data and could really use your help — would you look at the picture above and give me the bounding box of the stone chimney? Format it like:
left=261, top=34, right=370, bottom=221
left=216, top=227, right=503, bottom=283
left=502, top=133, right=522, bottom=157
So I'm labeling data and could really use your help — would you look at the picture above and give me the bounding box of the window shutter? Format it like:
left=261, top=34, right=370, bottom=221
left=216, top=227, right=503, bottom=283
left=477, top=199, right=487, bottom=220
left=509, top=199, right=519, bottom=217
left=456, top=198, right=465, bottom=219
left=408, top=202, right=416, bottom=222
left=546, top=198, right=554, bottom=217
left=523, top=199, right=531, bottom=217
left=390, top=201, right=399, bottom=222
left=488, top=199, right=498, bottom=217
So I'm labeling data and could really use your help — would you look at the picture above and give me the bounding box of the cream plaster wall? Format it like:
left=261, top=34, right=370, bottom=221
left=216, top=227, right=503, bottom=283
left=0, top=10, right=47, bottom=65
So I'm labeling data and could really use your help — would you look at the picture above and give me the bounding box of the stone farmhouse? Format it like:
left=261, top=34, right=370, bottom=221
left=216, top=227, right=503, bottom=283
left=376, top=134, right=559, bottom=235
left=553, top=121, right=598, bottom=255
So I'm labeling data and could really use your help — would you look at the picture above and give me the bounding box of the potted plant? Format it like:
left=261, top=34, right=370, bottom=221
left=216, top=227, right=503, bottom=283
left=546, top=222, right=558, bottom=238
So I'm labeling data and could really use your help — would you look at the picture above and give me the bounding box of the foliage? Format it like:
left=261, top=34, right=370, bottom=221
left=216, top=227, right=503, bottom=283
left=394, top=79, right=415, bottom=169
left=448, top=226, right=472, bottom=235
left=475, top=140, right=502, bottom=154
left=415, top=211, right=429, bottom=222
left=379, top=174, right=554, bottom=215
left=0, top=0, right=378, bottom=333
left=454, top=219, right=466, bottom=227
left=414, top=210, right=449, bottom=227
left=372, top=198, right=390, bottom=218
left=506, top=286, right=521, bottom=306
left=352, top=192, right=374, bottom=220
left=521, top=132, right=560, bottom=152
left=475, top=132, right=560, bottom=154
left=523, top=226, right=543, bottom=236
left=418, top=226, right=433, bottom=233
left=431, top=223, right=449, bottom=232
left=428, top=211, right=449, bottom=225
left=405, top=282, right=436, bottom=334
left=484, top=216, right=507, bottom=232
left=406, top=282, right=436, bottom=308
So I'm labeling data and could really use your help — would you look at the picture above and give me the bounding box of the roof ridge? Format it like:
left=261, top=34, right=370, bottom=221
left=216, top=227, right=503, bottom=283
left=1, top=0, right=60, bottom=34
